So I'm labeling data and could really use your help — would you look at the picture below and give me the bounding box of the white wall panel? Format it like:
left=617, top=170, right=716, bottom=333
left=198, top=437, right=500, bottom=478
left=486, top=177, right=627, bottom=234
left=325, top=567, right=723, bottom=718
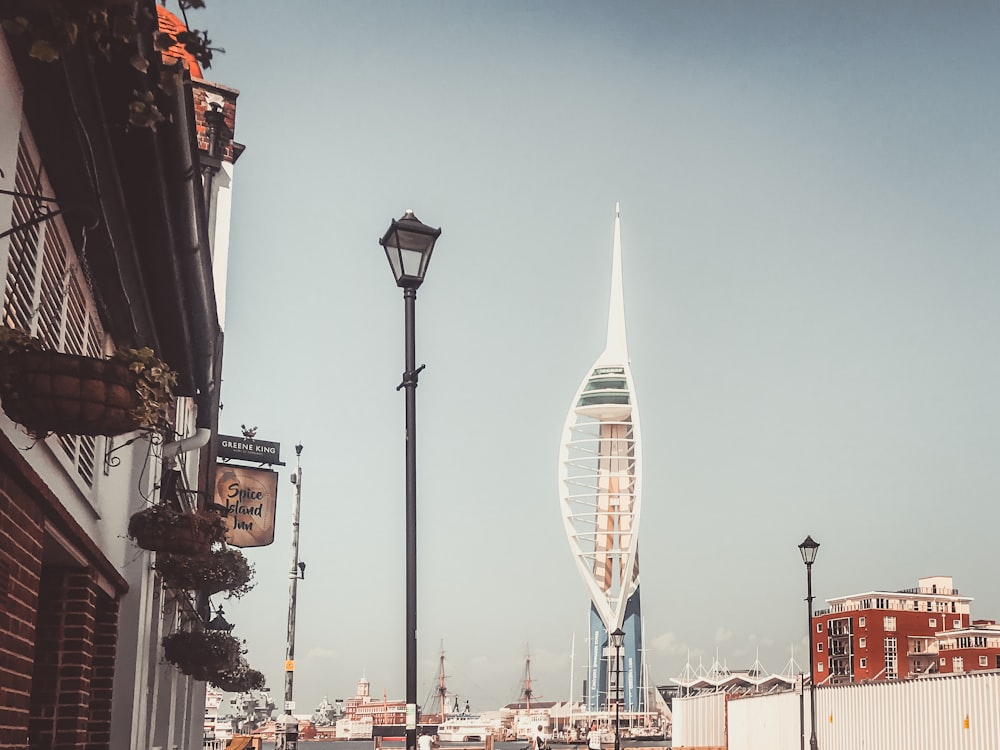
left=672, top=691, right=726, bottom=748
left=728, top=691, right=802, bottom=750
left=722, top=672, right=1000, bottom=750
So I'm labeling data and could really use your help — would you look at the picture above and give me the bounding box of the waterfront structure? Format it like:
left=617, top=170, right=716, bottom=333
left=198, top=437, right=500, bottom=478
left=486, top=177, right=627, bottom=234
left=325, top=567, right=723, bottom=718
left=811, top=575, right=1000, bottom=684
left=0, top=5, right=243, bottom=747
left=559, top=204, right=645, bottom=712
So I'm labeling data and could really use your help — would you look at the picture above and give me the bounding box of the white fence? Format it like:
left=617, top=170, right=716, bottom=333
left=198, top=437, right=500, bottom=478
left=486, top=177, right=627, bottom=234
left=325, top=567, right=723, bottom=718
left=672, top=691, right=726, bottom=748
left=673, top=671, right=1000, bottom=750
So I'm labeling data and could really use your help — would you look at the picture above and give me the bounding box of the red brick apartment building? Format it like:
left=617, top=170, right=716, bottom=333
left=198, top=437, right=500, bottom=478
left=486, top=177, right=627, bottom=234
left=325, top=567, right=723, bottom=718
left=811, top=576, right=1000, bottom=685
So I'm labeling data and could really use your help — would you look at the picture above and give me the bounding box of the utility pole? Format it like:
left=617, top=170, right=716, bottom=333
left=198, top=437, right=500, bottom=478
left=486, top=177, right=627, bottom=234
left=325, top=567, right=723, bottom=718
left=279, top=444, right=304, bottom=750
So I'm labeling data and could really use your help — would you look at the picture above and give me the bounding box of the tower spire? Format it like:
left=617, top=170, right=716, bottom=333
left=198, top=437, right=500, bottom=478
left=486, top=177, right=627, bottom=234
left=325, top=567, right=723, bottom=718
left=600, top=202, right=628, bottom=365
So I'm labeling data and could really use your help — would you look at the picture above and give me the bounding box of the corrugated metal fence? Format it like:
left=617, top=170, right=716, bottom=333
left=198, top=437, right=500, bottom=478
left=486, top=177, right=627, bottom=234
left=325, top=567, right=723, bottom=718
left=673, top=671, right=1000, bottom=750
left=672, top=690, right=727, bottom=749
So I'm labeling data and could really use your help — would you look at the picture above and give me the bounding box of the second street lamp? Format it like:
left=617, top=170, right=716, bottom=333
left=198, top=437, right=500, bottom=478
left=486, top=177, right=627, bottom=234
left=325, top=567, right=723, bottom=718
left=798, top=535, right=820, bottom=750
left=379, top=210, right=442, bottom=750
left=610, top=628, right=625, bottom=750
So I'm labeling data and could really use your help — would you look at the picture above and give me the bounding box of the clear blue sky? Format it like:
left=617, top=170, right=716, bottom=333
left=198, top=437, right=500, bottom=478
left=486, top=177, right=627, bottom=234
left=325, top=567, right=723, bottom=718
left=190, top=0, right=999, bottom=712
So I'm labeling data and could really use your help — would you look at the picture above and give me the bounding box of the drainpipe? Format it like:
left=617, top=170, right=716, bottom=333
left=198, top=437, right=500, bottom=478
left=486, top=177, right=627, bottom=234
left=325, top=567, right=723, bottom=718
left=161, top=427, right=212, bottom=468
left=134, top=29, right=220, bottom=430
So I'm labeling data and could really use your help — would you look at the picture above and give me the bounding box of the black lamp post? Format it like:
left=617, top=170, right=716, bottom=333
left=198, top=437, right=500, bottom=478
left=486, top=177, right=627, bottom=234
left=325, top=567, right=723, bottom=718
left=380, top=210, right=442, bottom=750
left=609, top=628, right=625, bottom=750
left=798, top=535, right=820, bottom=750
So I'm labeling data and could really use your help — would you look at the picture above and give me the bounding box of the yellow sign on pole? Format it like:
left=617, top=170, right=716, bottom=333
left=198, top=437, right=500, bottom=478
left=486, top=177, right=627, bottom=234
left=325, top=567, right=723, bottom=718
left=285, top=659, right=295, bottom=671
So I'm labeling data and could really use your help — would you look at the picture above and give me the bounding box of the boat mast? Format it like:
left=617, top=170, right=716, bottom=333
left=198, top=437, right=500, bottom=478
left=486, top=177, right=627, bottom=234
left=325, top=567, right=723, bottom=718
left=522, top=646, right=534, bottom=713
left=436, top=643, right=448, bottom=719
left=568, top=634, right=575, bottom=725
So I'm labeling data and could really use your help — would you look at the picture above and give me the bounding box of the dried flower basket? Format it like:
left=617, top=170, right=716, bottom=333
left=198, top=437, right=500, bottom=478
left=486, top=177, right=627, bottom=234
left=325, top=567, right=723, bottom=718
left=162, top=630, right=242, bottom=681
left=210, top=658, right=266, bottom=693
left=155, top=548, right=255, bottom=598
left=128, top=505, right=227, bottom=556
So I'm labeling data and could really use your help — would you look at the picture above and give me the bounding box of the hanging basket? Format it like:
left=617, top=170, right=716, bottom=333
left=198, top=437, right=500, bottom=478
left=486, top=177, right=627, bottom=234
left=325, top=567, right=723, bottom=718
left=128, top=505, right=227, bottom=556
left=0, top=350, right=143, bottom=437
left=210, top=658, right=266, bottom=693
left=0, top=327, right=177, bottom=438
left=155, top=547, right=255, bottom=598
left=162, top=630, right=242, bottom=681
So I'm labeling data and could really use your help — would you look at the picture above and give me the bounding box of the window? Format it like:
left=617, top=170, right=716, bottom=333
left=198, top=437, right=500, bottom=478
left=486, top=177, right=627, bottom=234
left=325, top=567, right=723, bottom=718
left=979, top=656, right=988, bottom=667
left=2, top=135, right=105, bottom=487
left=940, top=657, right=946, bottom=666
left=885, top=637, right=898, bottom=680
left=953, top=619, right=961, bottom=629
left=953, top=657, right=964, bottom=673
left=929, top=618, right=937, bottom=628
left=817, top=642, right=823, bottom=652
left=817, top=662, right=824, bottom=672
left=927, top=602, right=933, bottom=612
left=884, top=616, right=896, bottom=632
left=859, top=637, right=867, bottom=648
left=816, top=623, right=823, bottom=633
left=860, top=658, right=867, bottom=668
left=958, top=637, right=971, bottom=649
left=974, top=636, right=987, bottom=648
left=858, top=617, right=866, bottom=628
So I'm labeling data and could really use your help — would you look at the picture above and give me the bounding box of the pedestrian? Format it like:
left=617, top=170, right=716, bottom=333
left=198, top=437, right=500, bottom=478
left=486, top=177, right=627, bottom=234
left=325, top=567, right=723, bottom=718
left=534, top=724, right=548, bottom=750
left=587, top=722, right=602, bottom=750
left=418, top=728, right=433, bottom=750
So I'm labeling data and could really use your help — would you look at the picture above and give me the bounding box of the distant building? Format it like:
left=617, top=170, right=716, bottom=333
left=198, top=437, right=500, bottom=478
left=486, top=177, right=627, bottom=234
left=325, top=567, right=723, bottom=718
left=936, top=620, right=1000, bottom=675
left=811, top=575, right=1000, bottom=684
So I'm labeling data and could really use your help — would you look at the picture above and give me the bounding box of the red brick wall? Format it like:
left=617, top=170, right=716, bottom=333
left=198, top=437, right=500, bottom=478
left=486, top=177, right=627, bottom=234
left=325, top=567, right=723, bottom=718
left=0, top=472, right=44, bottom=750
left=29, top=569, right=97, bottom=749
left=192, top=83, right=239, bottom=163
left=85, top=592, right=118, bottom=750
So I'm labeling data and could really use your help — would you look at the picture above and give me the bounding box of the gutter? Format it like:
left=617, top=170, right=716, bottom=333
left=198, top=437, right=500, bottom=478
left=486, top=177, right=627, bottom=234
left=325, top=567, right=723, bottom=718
left=134, top=29, right=220, bottom=429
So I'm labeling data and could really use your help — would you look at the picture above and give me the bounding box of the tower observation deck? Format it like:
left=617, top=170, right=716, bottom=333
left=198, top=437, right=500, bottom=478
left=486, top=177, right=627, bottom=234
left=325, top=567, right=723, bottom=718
left=559, top=204, right=646, bottom=713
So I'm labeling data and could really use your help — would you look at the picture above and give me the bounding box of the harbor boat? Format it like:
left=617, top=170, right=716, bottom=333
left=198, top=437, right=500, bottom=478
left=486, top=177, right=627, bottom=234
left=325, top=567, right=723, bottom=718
left=436, top=713, right=501, bottom=742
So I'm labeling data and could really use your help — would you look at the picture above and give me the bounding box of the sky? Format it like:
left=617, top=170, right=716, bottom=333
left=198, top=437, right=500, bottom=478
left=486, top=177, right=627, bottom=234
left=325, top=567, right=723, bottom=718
left=187, top=0, right=999, bottom=715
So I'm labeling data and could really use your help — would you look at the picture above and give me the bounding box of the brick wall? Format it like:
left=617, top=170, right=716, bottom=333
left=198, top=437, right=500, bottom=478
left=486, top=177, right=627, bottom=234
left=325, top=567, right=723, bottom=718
left=29, top=569, right=97, bottom=749
left=85, top=592, right=118, bottom=750
left=0, top=473, right=44, bottom=750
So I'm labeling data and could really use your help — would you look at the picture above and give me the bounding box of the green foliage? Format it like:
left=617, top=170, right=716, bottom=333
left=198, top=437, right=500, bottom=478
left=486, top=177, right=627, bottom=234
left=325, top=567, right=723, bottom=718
left=0, top=325, right=43, bottom=356
left=110, top=345, right=177, bottom=433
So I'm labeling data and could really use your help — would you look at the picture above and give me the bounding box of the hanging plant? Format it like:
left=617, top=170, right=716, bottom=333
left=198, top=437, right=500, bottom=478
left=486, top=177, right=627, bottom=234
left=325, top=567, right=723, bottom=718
left=155, top=547, right=255, bottom=598
left=162, top=630, right=242, bottom=680
left=0, top=0, right=218, bottom=70
left=0, top=326, right=177, bottom=438
left=128, top=504, right=226, bottom=556
left=210, top=657, right=266, bottom=693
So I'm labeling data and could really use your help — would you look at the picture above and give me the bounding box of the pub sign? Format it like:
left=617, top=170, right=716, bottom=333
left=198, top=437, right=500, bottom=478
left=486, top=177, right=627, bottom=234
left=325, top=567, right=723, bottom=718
left=214, top=464, right=279, bottom=547
left=217, top=434, right=281, bottom=464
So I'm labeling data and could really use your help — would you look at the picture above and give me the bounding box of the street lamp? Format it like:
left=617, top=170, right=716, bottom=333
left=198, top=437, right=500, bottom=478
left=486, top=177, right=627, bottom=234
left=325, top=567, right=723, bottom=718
left=609, top=628, right=625, bottom=750
left=379, top=210, right=442, bottom=750
left=798, top=535, right=820, bottom=750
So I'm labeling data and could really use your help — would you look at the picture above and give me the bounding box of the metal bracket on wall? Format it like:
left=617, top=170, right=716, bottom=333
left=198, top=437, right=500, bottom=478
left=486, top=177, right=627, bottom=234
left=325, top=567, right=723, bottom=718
left=103, top=431, right=161, bottom=475
left=0, top=187, right=97, bottom=241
